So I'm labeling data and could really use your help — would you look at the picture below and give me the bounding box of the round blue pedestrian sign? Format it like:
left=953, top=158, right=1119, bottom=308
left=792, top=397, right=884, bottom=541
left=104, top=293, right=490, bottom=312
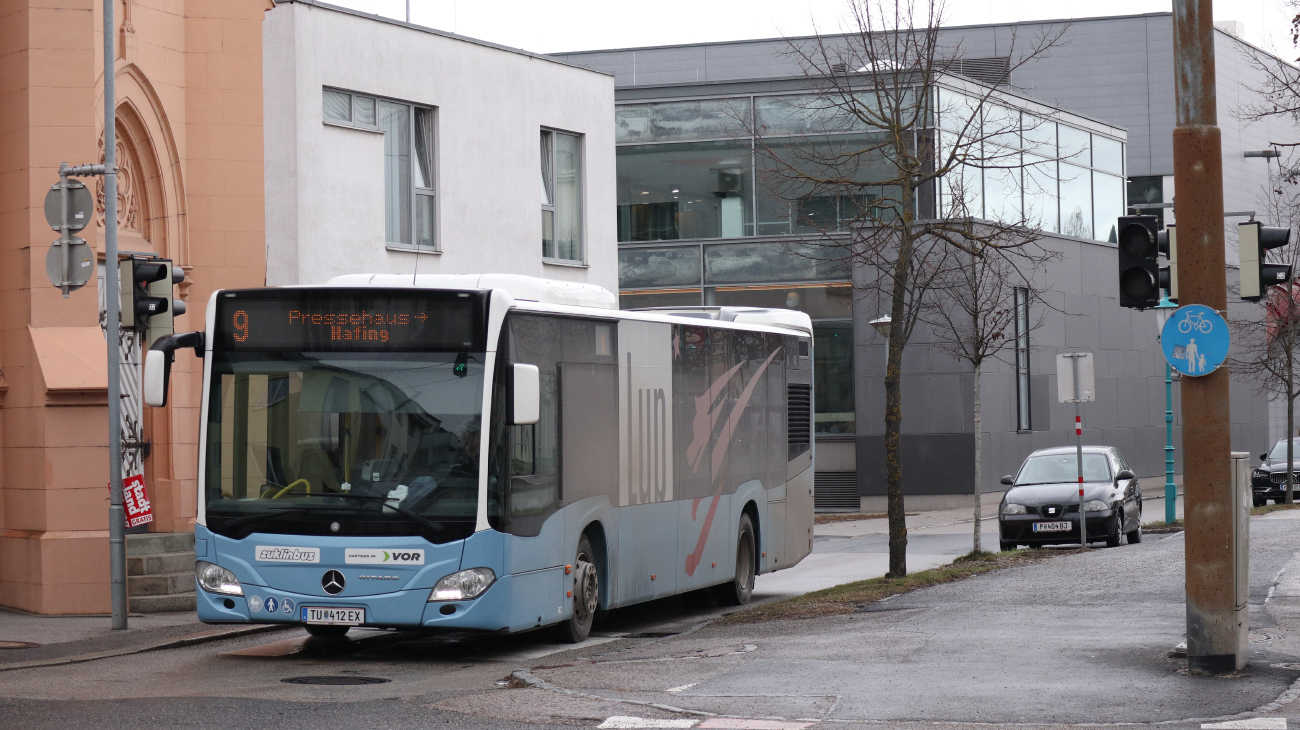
left=1161, top=304, right=1229, bottom=377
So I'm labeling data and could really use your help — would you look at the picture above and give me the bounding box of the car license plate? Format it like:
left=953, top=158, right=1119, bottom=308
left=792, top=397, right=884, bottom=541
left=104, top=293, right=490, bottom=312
left=1033, top=521, right=1071, bottom=533
left=302, top=606, right=365, bottom=625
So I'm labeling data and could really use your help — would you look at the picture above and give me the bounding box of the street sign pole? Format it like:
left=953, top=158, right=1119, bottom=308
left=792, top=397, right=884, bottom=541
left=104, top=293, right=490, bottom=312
left=103, top=0, right=126, bottom=631
left=1172, top=0, right=1239, bottom=674
left=1057, top=353, right=1096, bottom=548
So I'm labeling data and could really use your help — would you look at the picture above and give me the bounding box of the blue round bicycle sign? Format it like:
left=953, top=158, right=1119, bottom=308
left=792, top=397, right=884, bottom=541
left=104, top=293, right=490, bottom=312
left=1161, top=304, right=1229, bottom=377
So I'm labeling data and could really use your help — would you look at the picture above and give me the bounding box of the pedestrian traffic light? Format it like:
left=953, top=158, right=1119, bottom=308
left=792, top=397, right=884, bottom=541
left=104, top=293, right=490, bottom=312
left=1158, top=224, right=1177, bottom=303
left=1239, top=221, right=1293, bottom=302
left=1117, top=215, right=1161, bottom=308
left=119, top=256, right=186, bottom=347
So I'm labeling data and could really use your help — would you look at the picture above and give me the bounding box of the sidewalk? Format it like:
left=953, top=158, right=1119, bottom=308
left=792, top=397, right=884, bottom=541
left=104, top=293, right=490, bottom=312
left=0, top=608, right=284, bottom=671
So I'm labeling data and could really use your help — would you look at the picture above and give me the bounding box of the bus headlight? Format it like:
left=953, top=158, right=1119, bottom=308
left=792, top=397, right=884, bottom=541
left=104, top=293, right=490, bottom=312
left=196, top=561, right=243, bottom=596
left=429, top=568, right=495, bottom=601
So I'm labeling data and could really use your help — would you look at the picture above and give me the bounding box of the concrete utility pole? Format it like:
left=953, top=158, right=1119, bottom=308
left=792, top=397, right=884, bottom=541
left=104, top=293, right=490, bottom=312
left=1172, top=0, right=1240, bottom=673
left=104, top=0, right=127, bottom=630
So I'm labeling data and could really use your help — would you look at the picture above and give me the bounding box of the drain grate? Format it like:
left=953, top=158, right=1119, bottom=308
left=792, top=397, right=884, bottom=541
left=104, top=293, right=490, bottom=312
left=282, top=675, right=390, bottom=686
left=0, top=641, right=40, bottom=650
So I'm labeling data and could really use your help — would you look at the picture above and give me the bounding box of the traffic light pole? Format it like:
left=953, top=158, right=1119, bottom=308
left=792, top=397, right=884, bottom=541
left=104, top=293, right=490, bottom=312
left=104, top=0, right=127, bottom=631
left=1172, top=0, right=1239, bottom=673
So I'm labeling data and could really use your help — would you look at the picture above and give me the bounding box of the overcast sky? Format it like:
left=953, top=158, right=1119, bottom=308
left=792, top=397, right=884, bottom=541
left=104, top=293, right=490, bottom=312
left=327, top=0, right=1295, bottom=56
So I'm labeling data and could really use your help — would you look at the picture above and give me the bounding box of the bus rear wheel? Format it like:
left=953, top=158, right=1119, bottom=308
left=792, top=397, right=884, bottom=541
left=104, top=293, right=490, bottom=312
left=554, top=534, right=599, bottom=644
left=714, top=513, right=756, bottom=606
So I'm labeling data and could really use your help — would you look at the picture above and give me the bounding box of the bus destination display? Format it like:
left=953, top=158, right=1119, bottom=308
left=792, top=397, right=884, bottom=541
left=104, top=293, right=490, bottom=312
left=215, top=290, right=485, bottom=351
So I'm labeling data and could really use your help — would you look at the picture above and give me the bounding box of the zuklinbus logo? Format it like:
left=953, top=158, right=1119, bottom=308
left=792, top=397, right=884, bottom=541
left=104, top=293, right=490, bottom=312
left=254, top=546, right=320, bottom=563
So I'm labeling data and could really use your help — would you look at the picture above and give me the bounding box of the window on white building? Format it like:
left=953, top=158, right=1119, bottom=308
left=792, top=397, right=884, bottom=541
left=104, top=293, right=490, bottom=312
left=1014, top=287, right=1032, bottom=431
left=324, top=88, right=435, bottom=250
left=541, top=129, right=583, bottom=262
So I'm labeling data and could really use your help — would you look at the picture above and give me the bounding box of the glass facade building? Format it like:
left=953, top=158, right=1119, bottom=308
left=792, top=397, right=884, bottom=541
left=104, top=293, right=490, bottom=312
left=616, top=79, right=1125, bottom=440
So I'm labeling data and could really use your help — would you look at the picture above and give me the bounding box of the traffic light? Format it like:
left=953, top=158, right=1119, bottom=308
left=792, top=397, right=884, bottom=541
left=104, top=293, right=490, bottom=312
left=1240, top=221, right=1293, bottom=302
left=119, top=256, right=186, bottom=347
left=1158, top=224, right=1177, bottom=303
left=1117, top=215, right=1161, bottom=308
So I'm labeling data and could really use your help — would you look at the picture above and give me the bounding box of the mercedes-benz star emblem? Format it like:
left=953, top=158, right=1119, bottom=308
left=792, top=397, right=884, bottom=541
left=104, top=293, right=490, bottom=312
left=321, top=570, right=346, bottom=595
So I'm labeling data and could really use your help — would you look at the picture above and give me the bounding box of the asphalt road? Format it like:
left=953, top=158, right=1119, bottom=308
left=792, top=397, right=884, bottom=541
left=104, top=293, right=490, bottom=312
left=1, top=512, right=1298, bottom=730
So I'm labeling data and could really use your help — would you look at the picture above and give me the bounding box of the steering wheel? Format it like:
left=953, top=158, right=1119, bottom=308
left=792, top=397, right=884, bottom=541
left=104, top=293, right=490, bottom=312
left=255, top=478, right=312, bottom=500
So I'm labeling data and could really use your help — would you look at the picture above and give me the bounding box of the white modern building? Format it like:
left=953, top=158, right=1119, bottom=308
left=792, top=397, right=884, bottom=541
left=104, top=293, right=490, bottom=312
left=263, top=0, right=618, bottom=292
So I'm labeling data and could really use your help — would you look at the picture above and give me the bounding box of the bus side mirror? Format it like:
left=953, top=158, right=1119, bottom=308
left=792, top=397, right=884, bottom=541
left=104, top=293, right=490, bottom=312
left=511, top=363, right=540, bottom=425
left=144, top=331, right=204, bottom=407
left=1000, top=475, right=1014, bottom=486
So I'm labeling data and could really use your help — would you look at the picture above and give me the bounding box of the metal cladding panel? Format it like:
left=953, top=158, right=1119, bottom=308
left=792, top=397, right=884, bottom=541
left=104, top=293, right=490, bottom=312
left=211, top=530, right=462, bottom=597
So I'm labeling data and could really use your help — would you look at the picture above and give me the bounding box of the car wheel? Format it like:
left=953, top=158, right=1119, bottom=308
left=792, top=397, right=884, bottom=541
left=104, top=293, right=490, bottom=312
left=1126, top=522, right=1142, bottom=544
left=1254, top=497, right=1268, bottom=507
left=1106, top=512, right=1123, bottom=548
left=553, top=534, right=599, bottom=644
left=999, top=540, right=1015, bottom=552
left=714, top=513, right=756, bottom=606
left=305, top=624, right=349, bottom=638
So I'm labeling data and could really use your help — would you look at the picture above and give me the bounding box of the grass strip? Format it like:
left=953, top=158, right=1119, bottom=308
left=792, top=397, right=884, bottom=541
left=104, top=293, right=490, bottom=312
left=725, top=549, right=1066, bottom=624
left=813, top=512, right=919, bottom=524
left=1144, top=518, right=1183, bottom=533
left=1253, top=502, right=1300, bottom=516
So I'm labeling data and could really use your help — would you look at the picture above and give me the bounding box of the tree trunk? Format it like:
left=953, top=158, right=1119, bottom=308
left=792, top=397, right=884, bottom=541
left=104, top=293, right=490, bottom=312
left=884, top=235, right=912, bottom=578
left=972, top=358, right=983, bottom=553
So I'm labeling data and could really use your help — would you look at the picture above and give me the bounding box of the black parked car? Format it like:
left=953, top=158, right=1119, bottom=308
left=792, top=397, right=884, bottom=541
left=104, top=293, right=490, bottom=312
left=998, top=446, right=1143, bottom=550
left=1252, top=439, right=1300, bottom=506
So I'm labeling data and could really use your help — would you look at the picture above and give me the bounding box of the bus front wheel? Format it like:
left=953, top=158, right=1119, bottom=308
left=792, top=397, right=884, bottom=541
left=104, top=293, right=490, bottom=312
left=714, top=514, right=756, bottom=606
left=554, top=534, right=599, bottom=643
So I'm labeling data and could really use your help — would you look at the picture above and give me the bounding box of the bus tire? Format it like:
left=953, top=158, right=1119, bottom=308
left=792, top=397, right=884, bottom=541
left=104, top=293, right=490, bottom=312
left=714, top=513, right=756, bottom=606
left=305, top=624, right=349, bottom=638
left=554, top=534, right=599, bottom=644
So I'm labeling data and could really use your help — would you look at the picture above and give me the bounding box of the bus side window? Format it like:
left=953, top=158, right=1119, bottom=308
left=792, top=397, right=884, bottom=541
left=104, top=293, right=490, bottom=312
left=511, top=424, right=536, bottom=475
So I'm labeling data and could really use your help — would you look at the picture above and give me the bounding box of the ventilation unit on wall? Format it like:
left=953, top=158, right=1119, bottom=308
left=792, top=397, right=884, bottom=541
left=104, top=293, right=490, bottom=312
left=814, top=472, right=859, bottom=512
left=939, top=56, right=1012, bottom=86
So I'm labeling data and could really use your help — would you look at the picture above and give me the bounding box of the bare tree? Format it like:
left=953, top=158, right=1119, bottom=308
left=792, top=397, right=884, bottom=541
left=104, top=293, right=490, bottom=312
left=921, top=232, right=1052, bottom=552
left=754, top=0, right=1066, bottom=575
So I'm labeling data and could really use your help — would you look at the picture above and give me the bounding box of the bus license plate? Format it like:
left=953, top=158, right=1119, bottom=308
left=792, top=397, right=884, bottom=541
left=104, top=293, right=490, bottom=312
left=1033, top=522, right=1071, bottom=533
left=302, top=607, right=365, bottom=625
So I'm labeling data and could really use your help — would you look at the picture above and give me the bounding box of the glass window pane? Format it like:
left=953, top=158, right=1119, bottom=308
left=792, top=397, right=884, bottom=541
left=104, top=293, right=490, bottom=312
left=754, top=93, right=879, bottom=136
left=1127, top=175, right=1165, bottom=227
left=414, top=109, right=434, bottom=189
left=704, top=241, right=849, bottom=284
left=983, top=146, right=1021, bottom=223
left=1059, top=162, right=1092, bottom=239
left=706, top=283, right=853, bottom=320
left=540, top=131, right=553, bottom=207
left=380, top=101, right=411, bottom=244
left=1092, top=172, right=1124, bottom=243
left=617, top=140, right=752, bottom=242
left=354, top=95, right=376, bottom=127
left=619, top=246, right=701, bottom=288
left=813, top=321, right=854, bottom=434
left=1092, top=136, right=1123, bottom=175
left=984, top=105, right=1020, bottom=149
left=542, top=210, right=555, bottom=258
left=553, top=132, right=582, bottom=261
left=1022, top=116, right=1056, bottom=158
left=616, top=99, right=752, bottom=144
left=1024, top=155, right=1058, bottom=233
left=1059, top=125, right=1090, bottom=166
left=323, top=89, right=351, bottom=122
left=416, top=193, right=434, bottom=248
left=938, top=88, right=979, bottom=135
left=756, top=133, right=900, bottom=235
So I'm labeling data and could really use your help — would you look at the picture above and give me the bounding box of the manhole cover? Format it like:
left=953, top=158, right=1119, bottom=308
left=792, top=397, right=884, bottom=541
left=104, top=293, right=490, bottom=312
left=0, top=641, right=40, bottom=649
left=1252, top=631, right=1281, bottom=644
left=281, top=676, right=390, bottom=685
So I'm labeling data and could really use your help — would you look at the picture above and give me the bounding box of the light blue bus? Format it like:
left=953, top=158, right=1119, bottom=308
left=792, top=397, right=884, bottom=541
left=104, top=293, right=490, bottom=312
left=145, top=274, right=814, bottom=641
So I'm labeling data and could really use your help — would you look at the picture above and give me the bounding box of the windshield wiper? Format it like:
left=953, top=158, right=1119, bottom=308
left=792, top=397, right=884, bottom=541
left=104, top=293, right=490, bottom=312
left=219, top=506, right=325, bottom=530
left=329, top=492, right=446, bottom=532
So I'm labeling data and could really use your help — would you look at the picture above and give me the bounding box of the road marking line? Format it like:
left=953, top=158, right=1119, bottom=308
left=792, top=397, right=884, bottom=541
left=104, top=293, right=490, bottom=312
left=698, top=720, right=815, bottom=729
left=1202, top=719, right=1287, bottom=729
left=665, top=683, right=698, bottom=693
left=598, top=717, right=699, bottom=729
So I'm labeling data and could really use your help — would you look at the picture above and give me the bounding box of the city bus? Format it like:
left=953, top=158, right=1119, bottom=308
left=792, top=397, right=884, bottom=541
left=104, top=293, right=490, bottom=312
left=144, top=274, right=814, bottom=641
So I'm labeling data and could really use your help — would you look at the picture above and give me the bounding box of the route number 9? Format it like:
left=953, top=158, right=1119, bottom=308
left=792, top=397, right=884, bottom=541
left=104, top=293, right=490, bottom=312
left=233, top=310, right=249, bottom=342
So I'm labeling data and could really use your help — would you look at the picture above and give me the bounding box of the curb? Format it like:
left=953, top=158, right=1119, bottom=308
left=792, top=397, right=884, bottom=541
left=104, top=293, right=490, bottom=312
left=0, top=623, right=292, bottom=673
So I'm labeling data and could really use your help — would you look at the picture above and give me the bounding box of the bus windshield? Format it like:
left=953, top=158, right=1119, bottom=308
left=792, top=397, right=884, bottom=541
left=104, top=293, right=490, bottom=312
left=204, top=351, right=488, bottom=542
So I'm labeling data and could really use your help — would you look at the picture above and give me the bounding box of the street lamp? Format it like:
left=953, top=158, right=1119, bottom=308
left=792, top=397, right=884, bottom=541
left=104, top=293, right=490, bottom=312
left=870, top=315, right=892, bottom=339
left=1154, top=295, right=1179, bottom=524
